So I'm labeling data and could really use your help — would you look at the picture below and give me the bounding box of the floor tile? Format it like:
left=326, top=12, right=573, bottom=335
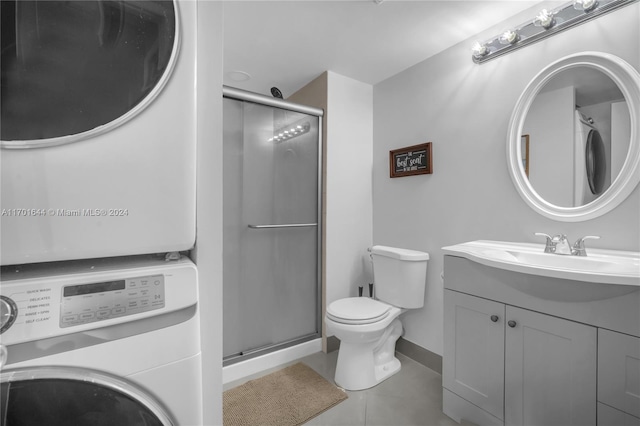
left=224, top=350, right=472, bottom=426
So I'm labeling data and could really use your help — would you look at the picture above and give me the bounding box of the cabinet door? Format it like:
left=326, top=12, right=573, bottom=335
left=505, top=306, right=597, bottom=426
left=444, top=290, right=505, bottom=420
left=598, top=329, right=640, bottom=418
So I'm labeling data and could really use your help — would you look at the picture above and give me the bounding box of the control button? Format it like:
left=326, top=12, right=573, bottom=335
left=112, top=307, right=126, bottom=315
left=1, top=296, right=18, bottom=334
left=140, top=279, right=149, bottom=287
left=127, top=291, right=139, bottom=298
left=62, top=315, right=78, bottom=323
left=97, top=310, right=110, bottom=319
left=128, top=279, right=139, bottom=288
left=140, top=299, right=150, bottom=307
left=79, top=312, right=95, bottom=320
left=128, top=300, right=139, bottom=309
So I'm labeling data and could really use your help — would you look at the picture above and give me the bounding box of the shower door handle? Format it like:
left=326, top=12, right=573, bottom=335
left=247, top=223, right=318, bottom=229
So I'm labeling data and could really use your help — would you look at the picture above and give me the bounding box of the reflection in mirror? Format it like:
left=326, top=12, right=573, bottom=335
left=522, top=67, right=630, bottom=207
left=521, top=135, right=530, bottom=177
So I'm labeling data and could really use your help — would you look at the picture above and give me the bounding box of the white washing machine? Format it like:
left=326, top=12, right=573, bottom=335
left=0, top=0, right=197, bottom=266
left=0, top=255, right=202, bottom=426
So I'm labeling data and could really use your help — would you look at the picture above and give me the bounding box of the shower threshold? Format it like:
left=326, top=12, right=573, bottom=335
left=223, top=333, right=320, bottom=367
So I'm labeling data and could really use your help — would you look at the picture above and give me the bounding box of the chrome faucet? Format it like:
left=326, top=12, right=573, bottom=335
left=535, top=233, right=600, bottom=256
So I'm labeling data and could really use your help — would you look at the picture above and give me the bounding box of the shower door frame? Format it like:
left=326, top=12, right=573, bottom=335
left=222, top=86, right=324, bottom=366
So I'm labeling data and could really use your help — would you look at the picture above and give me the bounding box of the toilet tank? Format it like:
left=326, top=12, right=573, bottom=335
left=371, top=245, right=429, bottom=309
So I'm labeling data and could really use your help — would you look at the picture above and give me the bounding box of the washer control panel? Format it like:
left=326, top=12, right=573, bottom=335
left=60, top=275, right=165, bottom=328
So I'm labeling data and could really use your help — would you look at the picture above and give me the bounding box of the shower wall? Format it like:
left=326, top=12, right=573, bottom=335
left=223, top=97, right=321, bottom=363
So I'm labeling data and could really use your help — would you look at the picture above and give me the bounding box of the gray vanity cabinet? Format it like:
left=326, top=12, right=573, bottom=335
left=443, top=291, right=505, bottom=420
left=444, top=289, right=597, bottom=426
left=598, top=330, right=640, bottom=425
left=504, top=305, right=596, bottom=426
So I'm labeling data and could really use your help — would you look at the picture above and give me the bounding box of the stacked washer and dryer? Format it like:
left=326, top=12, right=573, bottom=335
left=0, top=1, right=202, bottom=425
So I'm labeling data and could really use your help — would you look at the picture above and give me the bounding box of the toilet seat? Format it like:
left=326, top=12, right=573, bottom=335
left=326, top=297, right=392, bottom=325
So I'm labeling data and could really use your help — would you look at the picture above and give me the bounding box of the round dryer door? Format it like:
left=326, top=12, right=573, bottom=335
left=586, top=129, right=607, bottom=195
left=0, top=366, right=174, bottom=426
left=1, top=0, right=178, bottom=147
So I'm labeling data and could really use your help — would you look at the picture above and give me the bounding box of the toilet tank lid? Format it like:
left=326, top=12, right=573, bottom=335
left=371, top=245, right=429, bottom=261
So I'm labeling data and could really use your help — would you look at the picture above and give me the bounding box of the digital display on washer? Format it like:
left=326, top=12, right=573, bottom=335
left=60, top=274, right=165, bottom=328
left=63, top=280, right=126, bottom=297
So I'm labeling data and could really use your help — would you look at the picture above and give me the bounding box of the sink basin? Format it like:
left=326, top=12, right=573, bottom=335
left=442, top=240, right=640, bottom=286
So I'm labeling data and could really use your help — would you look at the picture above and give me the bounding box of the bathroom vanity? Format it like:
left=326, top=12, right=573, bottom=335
left=441, top=242, right=640, bottom=426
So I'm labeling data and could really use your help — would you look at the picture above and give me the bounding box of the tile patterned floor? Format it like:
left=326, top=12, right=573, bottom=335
left=223, top=351, right=471, bottom=426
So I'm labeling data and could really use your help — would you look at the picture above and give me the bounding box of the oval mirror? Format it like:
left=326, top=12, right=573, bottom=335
left=507, top=52, right=640, bottom=221
left=0, top=0, right=179, bottom=149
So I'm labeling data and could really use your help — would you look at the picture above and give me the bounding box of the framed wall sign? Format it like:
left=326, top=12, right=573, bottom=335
left=390, top=142, right=432, bottom=178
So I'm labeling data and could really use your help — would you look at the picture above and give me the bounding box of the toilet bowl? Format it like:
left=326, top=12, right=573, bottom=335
left=326, top=297, right=405, bottom=390
left=325, top=245, right=429, bottom=391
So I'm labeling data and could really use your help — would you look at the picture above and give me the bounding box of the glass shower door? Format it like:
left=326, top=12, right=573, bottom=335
left=223, top=96, right=321, bottom=364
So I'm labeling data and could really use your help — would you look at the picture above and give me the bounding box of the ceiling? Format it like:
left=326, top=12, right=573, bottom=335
left=222, top=0, right=544, bottom=97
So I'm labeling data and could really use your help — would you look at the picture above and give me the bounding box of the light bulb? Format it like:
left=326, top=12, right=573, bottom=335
left=471, top=41, right=488, bottom=58
left=574, top=0, right=597, bottom=12
left=533, top=9, right=555, bottom=29
left=499, top=29, right=518, bottom=45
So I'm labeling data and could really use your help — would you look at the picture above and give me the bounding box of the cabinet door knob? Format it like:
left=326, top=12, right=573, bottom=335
left=508, top=320, right=517, bottom=328
left=490, top=315, right=499, bottom=322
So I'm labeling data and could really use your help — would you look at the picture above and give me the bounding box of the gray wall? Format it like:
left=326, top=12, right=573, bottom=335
left=372, top=3, right=640, bottom=355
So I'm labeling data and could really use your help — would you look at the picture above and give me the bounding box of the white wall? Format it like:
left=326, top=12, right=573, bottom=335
left=612, top=101, right=631, bottom=180
left=372, top=3, right=640, bottom=356
left=325, top=71, right=374, bottom=315
left=193, top=1, right=224, bottom=424
left=524, top=85, right=574, bottom=206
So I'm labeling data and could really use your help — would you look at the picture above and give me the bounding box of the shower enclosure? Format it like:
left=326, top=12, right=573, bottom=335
left=222, top=87, right=323, bottom=366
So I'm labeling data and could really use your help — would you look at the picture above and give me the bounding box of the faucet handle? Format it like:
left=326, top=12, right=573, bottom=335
left=572, top=236, right=600, bottom=256
left=535, top=232, right=554, bottom=253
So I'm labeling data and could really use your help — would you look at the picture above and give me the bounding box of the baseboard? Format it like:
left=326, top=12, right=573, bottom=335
left=396, top=337, right=442, bottom=374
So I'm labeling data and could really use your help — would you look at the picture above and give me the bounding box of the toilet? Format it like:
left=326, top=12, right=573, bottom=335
left=325, top=245, right=429, bottom=391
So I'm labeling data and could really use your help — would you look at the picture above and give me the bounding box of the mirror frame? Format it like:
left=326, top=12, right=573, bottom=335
left=507, top=51, right=640, bottom=222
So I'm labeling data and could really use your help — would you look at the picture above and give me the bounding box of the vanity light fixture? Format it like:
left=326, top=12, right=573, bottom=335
left=471, top=0, right=638, bottom=64
left=268, top=121, right=311, bottom=143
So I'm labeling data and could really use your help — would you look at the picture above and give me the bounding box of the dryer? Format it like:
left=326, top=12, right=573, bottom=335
left=574, top=111, right=610, bottom=206
left=0, top=0, right=197, bottom=265
left=0, top=255, right=202, bottom=425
